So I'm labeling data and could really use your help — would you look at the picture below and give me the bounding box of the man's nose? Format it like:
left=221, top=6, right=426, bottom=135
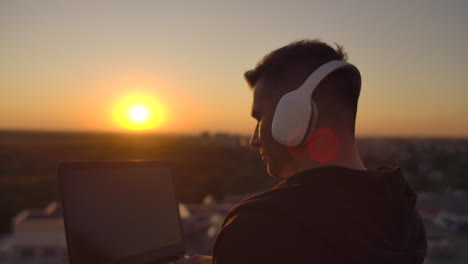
left=249, top=125, right=261, bottom=148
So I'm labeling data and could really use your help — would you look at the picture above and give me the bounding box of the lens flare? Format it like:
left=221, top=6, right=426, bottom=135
left=287, top=128, right=340, bottom=163
left=307, top=128, right=340, bottom=163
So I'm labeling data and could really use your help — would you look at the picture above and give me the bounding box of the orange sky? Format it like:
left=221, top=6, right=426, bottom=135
left=0, top=0, right=467, bottom=137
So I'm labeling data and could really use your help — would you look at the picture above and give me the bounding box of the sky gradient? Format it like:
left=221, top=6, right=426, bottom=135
left=1, top=0, right=467, bottom=137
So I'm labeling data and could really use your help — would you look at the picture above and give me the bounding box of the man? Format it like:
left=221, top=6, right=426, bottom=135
left=178, top=40, right=427, bottom=263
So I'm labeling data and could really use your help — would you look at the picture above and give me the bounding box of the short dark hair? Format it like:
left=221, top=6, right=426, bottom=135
left=245, top=40, right=361, bottom=136
left=244, top=39, right=348, bottom=88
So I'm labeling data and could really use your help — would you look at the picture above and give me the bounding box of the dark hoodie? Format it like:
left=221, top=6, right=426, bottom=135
left=213, top=166, right=427, bottom=264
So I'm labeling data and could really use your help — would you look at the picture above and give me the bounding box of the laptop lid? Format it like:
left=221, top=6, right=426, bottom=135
left=58, top=161, right=185, bottom=264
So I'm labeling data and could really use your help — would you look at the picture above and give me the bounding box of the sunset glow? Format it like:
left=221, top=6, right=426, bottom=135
left=0, top=1, right=466, bottom=137
left=114, top=94, right=164, bottom=131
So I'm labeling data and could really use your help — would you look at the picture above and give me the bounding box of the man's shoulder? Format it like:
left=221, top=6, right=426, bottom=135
left=222, top=181, right=308, bottom=225
left=212, top=186, right=317, bottom=263
left=212, top=182, right=336, bottom=263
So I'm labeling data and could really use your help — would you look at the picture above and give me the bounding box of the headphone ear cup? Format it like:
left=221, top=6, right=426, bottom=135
left=271, top=91, right=312, bottom=147
left=302, top=100, right=319, bottom=144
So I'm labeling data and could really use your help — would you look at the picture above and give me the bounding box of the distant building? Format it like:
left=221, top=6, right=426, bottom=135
left=213, top=133, right=241, bottom=148
left=417, top=190, right=468, bottom=232
left=10, top=202, right=68, bottom=264
left=198, top=132, right=248, bottom=148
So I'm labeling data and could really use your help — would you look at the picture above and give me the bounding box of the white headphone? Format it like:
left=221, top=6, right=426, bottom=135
left=271, top=60, right=361, bottom=147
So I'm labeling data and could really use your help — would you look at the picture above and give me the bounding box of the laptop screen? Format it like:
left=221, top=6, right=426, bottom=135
left=58, top=161, right=185, bottom=264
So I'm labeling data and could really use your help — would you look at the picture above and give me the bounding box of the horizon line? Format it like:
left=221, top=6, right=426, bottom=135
left=0, top=129, right=467, bottom=140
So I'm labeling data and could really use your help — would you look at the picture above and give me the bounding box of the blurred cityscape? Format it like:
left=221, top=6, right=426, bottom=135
left=0, top=131, right=467, bottom=263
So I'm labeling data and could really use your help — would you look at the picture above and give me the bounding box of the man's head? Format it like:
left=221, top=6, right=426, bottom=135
left=246, top=40, right=362, bottom=179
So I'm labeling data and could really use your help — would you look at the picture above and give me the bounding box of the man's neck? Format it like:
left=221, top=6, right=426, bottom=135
left=281, top=140, right=366, bottom=179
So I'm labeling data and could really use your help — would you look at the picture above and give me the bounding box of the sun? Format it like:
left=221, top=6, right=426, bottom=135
left=130, top=106, right=148, bottom=122
left=114, top=94, right=164, bottom=131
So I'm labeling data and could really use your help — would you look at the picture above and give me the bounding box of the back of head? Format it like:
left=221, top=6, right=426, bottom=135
left=245, top=39, right=361, bottom=139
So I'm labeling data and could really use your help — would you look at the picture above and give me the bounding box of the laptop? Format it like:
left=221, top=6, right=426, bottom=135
left=58, top=161, right=186, bottom=264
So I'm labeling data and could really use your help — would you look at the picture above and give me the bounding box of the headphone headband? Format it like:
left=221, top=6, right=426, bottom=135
left=297, top=60, right=361, bottom=99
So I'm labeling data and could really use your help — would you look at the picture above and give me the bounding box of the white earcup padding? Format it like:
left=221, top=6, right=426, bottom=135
left=271, top=60, right=360, bottom=147
left=271, top=88, right=312, bottom=146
